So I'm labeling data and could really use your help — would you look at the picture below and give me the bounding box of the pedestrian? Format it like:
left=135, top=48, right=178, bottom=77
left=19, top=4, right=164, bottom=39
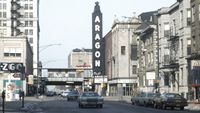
left=19, top=89, right=23, bottom=100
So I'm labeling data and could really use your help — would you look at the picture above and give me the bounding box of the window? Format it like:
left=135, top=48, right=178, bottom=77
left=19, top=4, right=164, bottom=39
left=164, top=22, right=170, bottom=37
left=29, top=12, right=33, bottom=18
left=29, top=21, right=33, bottom=26
left=24, top=12, right=28, bottom=18
left=121, top=46, right=126, bottom=55
left=24, top=4, right=28, bottom=10
left=25, top=29, right=28, bottom=35
left=131, top=45, right=137, bottom=60
left=164, top=73, right=169, bottom=86
left=187, top=39, right=191, bottom=55
left=29, top=4, right=33, bottom=10
left=180, top=10, right=183, bottom=28
left=25, top=21, right=28, bottom=27
left=132, top=65, right=137, bottom=74
left=180, top=39, right=183, bottom=57
left=180, top=68, right=183, bottom=85
left=29, top=37, right=33, bottom=44
left=187, top=9, right=191, bottom=26
left=192, top=5, right=195, bottom=22
left=29, top=29, right=33, bottom=35
left=0, top=12, right=2, bottom=18
left=3, top=48, right=22, bottom=57
left=3, top=3, right=6, bottom=10
left=3, top=12, right=6, bottom=18
left=2, top=20, right=6, bottom=26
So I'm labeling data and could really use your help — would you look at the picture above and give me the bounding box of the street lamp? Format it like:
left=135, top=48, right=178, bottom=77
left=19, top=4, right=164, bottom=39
left=36, top=43, right=61, bottom=98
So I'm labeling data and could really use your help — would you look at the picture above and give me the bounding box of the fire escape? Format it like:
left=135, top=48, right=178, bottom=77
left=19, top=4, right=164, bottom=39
left=167, top=26, right=179, bottom=90
left=11, top=0, right=23, bottom=36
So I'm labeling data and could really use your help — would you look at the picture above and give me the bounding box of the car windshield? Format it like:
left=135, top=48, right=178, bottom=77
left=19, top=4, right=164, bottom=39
left=165, top=93, right=181, bottom=98
left=82, top=92, right=99, bottom=97
left=69, top=91, right=78, bottom=95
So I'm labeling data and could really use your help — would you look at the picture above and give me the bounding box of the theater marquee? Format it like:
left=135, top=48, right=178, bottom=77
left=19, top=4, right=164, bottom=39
left=92, top=2, right=105, bottom=76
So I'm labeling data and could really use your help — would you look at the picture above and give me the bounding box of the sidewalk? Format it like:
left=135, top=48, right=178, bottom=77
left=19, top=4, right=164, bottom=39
left=0, top=96, right=42, bottom=113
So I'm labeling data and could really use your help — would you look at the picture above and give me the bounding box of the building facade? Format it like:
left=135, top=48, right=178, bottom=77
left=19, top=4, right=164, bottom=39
left=0, top=0, right=40, bottom=79
left=188, top=0, right=200, bottom=101
left=68, top=48, right=92, bottom=68
left=157, top=7, right=171, bottom=93
left=136, top=11, right=159, bottom=92
left=106, top=16, right=140, bottom=96
left=0, top=37, right=33, bottom=97
left=68, top=48, right=93, bottom=92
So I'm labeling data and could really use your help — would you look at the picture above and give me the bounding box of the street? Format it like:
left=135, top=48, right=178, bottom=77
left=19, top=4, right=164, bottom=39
left=36, top=96, right=199, bottom=113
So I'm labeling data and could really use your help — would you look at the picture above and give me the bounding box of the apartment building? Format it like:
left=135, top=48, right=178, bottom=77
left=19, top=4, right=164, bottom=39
left=0, top=0, right=40, bottom=78
left=156, top=0, right=191, bottom=99
left=136, top=11, right=159, bottom=92
left=187, top=0, right=200, bottom=101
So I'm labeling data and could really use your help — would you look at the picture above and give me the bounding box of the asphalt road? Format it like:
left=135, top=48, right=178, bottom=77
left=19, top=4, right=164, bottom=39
left=37, top=96, right=199, bottom=113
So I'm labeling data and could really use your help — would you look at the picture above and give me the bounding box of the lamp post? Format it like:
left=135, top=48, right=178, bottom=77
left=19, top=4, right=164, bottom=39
left=36, top=43, right=61, bottom=98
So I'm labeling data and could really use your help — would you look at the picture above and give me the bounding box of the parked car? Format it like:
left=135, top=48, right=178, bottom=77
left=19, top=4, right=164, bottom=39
left=46, top=91, right=54, bottom=96
left=67, top=91, right=79, bottom=101
left=131, top=92, right=160, bottom=106
left=78, top=91, right=104, bottom=108
left=153, top=93, right=188, bottom=110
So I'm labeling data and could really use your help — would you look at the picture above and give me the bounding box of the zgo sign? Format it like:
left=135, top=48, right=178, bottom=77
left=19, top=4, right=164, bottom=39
left=0, top=62, right=24, bottom=73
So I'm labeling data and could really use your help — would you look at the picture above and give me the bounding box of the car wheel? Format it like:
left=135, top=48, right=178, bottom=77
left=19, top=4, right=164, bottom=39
left=162, top=103, right=166, bottom=110
left=180, top=106, right=184, bottom=110
left=171, top=106, right=174, bottom=110
left=79, top=104, right=83, bottom=108
left=99, top=104, right=103, bottom=108
left=131, top=101, right=134, bottom=105
left=144, top=102, right=147, bottom=107
left=153, top=103, right=157, bottom=109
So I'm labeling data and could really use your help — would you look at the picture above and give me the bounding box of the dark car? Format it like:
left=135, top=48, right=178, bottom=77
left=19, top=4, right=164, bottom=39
left=67, top=91, right=79, bottom=101
left=78, top=91, right=104, bottom=108
left=153, top=93, right=188, bottom=110
left=46, top=91, right=54, bottom=96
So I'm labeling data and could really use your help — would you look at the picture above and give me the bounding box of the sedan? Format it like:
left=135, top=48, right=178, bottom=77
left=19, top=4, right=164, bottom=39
left=78, top=91, right=104, bottom=108
left=153, top=93, right=188, bottom=110
left=67, top=91, right=79, bottom=101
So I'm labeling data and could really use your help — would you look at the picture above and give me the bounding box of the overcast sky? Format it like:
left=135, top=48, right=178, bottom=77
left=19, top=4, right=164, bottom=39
left=39, top=0, right=176, bottom=68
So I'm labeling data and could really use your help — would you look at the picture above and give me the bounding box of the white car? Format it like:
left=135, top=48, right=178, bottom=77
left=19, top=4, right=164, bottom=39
left=61, top=91, right=70, bottom=97
left=78, top=91, right=104, bottom=108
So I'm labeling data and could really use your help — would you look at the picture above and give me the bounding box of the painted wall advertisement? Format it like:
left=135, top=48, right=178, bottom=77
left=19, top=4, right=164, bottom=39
left=5, top=82, right=15, bottom=101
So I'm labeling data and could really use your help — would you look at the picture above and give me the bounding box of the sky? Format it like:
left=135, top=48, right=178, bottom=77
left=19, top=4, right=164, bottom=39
left=39, top=0, right=176, bottom=68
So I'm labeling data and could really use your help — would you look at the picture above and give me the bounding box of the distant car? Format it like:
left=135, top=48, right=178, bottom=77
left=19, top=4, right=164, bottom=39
left=131, top=92, right=160, bottom=106
left=67, top=91, right=79, bottom=101
left=61, top=91, right=70, bottom=98
left=153, top=93, right=188, bottom=110
left=46, top=91, right=54, bottom=96
left=78, top=91, right=104, bottom=108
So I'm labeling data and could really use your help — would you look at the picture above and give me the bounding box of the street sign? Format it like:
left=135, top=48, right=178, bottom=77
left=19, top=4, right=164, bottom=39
left=0, top=62, right=24, bottom=73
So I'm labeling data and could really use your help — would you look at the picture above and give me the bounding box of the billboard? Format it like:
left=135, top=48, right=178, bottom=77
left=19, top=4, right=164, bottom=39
left=92, top=2, right=105, bottom=76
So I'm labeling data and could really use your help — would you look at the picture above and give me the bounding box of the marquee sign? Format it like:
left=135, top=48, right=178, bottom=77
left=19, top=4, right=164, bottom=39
left=92, top=2, right=105, bottom=76
left=0, top=62, right=24, bottom=73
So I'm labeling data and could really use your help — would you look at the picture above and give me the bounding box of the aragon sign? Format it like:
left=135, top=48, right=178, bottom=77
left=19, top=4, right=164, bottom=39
left=0, top=62, right=24, bottom=73
left=92, top=2, right=105, bottom=76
